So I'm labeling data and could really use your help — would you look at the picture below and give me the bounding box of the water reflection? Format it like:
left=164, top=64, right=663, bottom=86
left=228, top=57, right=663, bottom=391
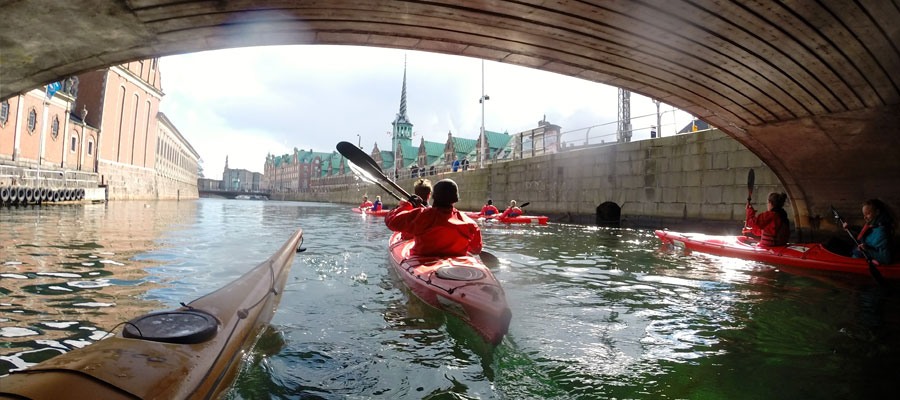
left=2, top=200, right=898, bottom=398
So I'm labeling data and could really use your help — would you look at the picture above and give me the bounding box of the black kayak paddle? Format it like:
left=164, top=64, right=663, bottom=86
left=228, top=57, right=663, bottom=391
left=831, top=206, right=890, bottom=288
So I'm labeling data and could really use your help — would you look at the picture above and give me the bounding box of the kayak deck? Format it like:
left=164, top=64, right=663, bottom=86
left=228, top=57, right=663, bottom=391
left=0, top=229, right=305, bottom=400
left=655, top=230, right=900, bottom=278
left=388, top=232, right=511, bottom=344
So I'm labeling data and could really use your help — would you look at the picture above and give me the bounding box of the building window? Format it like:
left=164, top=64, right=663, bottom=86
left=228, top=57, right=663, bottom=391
left=27, top=109, right=37, bottom=133
left=51, top=116, right=60, bottom=139
left=88, top=140, right=93, bottom=155
left=71, top=135, right=78, bottom=152
left=0, top=99, right=8, bottom=126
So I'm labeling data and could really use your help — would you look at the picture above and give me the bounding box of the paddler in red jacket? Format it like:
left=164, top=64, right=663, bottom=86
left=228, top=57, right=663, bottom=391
left=385, top=179, right=483, bottom=257
left=499, top=200, right=523, bottom=219
left=480, top=199, right=500, bottom=216
left=746, top=192, right=790, bottom=247
left=360, top=195, right=373, bottom=210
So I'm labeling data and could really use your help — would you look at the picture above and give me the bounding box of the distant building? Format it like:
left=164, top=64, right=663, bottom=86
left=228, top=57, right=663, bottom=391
left=497, top=117, right=561, bottom=160
left=677, top=119, right=710, bottom=134
left=221, top=156, right=263, bottom=191
left=156, top=112, right=200, bottom=199
left=198, top=178, right=221, bottom=190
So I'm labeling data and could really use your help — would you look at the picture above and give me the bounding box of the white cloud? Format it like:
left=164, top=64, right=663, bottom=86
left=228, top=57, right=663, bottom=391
left=159, top=45, right=693, bottom=179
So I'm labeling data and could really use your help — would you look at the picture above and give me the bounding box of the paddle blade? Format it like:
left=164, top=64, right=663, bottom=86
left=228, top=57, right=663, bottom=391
left=479, top=250, right=501, bottom=269
left=520, top=202, right=530, bottom=208
left=348, top=161, right=378, bottom=184
left=746, top=169, right=755, bottom=203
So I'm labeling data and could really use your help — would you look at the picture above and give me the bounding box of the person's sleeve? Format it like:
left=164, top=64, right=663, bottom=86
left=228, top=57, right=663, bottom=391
left=499, top=208, right=510, bottom=218
left=865, top=228, right=891, bottom=263
left=745, top=207, right=763, bottom=235
left=468, top=224, right=483, bottom=255
left=385, top=202, right=416, bottom=232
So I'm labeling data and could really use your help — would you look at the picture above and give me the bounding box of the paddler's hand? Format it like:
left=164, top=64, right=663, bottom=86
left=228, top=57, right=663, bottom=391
left=408, top=195, right=424, bottom=208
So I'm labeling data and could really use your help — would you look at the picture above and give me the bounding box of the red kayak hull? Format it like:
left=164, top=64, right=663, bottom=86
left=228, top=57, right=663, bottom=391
left=464, top=212, right=548, bottom=225
left=351, top=207, right=390, bottom=217
left=655, top=230, right=900, bottom=278
left=388, top=232, right=511, bottom=344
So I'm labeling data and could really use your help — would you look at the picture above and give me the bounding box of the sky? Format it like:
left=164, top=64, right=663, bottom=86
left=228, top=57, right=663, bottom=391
left=159, top=45, right=693, bottom=180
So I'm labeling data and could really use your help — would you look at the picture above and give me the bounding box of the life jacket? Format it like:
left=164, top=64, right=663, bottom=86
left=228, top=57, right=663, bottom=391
left=760, top=209, right=790, bottom=247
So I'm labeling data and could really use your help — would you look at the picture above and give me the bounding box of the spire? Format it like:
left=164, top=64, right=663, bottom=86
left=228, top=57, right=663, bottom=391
left=398, top=55, right=409, bottom=122
left=225, top=155, right=229, bottom=169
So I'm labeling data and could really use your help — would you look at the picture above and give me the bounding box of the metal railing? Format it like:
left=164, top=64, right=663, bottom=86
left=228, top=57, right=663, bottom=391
left=0, top=165, right=99, bottom=188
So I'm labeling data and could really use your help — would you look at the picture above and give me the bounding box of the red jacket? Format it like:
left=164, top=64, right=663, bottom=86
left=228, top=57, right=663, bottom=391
left=480, top=205, right=499, bottom=216
left=385, top=201, right=483, bottom=257
left=500, top=207, right=522, bottom=218
left=360, top=201, right=373, bottom=209
left=746, top=207, right=790, bottom=247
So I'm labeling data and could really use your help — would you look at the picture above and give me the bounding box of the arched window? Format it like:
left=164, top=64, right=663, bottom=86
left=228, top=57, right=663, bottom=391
left=27, top=109, right=37, bottom=133
left=131, top=93, right=140, bottom=164
left=71, top=134, right=78, bottom=152
left=143, top=100, right=151, bottom=166
left=51, top=116, right=59, bottom=139
left=116, top=86, right=126, bottom=161
left=0, top=99, right=9, bottom=126
left=87, top=138, right=94, bottom=156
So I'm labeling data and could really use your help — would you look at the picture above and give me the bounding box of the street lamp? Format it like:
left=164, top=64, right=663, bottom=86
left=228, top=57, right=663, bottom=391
left=356, top=134, right=361, bottom=149
left=479, top=59, right=490, bottom=168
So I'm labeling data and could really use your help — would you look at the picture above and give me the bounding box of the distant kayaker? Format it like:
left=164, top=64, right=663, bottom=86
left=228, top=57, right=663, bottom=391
left=480, top=199, right=499, bottom=216
left=360, top=195, right=373, bottom=210
left=385, top=179, right=483, bottom=257
left=499, top=200, right=523, bottom=219
left=745, top=192, right=790, bottom=247
left=372, top=195, right=383, bottom=211
left=843, top=199, right=894, bottom=265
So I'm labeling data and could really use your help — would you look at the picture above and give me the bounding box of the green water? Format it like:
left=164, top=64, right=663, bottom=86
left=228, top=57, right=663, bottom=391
left=1, top=199, right=897, bottom=399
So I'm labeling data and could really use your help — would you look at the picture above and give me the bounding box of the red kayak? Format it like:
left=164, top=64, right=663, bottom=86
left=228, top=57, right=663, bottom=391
left=464, top=212, right=548, bottom=225
left=388, top=232, right=511, bottom=344
left=351, top=207, right=390, bottom=217
left=464, top=211, right=497, bottom=220
left=655, top=230, right=900, bottom=278
left=497, top=215, right=549, bottom=225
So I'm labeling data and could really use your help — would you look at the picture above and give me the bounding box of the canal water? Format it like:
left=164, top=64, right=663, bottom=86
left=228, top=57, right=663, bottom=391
left=1, top=199, right=897, bottom=399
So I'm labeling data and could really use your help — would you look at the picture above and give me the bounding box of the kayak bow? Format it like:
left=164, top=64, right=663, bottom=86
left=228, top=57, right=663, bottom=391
left=388, top=232, right=511, bottom=344
left=0, top=229, right=304, bottom=400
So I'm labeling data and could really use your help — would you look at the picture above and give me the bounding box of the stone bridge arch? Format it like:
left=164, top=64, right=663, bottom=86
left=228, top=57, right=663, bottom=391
left=2, top=1, right=898, bottom=228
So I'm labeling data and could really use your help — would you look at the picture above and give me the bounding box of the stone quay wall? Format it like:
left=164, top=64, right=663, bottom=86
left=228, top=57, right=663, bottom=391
left=277, top=129, right=790, bottom=234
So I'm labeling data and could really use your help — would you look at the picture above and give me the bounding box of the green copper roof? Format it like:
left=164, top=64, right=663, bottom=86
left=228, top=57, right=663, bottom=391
left=451, top=137, right=477, bottom=159
left=379, top=151, right=395, bottom=169
left=485, top=130, right=511, bottom=150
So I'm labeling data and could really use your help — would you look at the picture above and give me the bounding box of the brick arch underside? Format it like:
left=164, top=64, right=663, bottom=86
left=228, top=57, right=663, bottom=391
left=2, top=1, right=898, bottom=227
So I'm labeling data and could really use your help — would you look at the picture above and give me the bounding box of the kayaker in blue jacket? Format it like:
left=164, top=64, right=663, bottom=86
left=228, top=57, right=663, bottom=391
left=372, top=195, right=383, bottom=211
left=843, top=199, right=894, bottom=265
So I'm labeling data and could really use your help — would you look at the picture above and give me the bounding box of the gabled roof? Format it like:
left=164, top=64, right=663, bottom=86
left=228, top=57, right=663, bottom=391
left=379, top=151, right=395, bottom=169
left=400, top=143, right=418, bottom=166
left=451, top=137, right=477, bottom=155
left=485, top=130, right=511, bottom=150
left=422, top=140, right=444, bottom=165
left=678, top=119, right=710, bottom=133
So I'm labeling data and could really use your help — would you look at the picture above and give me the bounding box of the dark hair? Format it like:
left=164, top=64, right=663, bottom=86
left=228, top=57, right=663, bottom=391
left=768, top=192, right=787, bottom=209
left=487, top=199, right=493, bottom=205
left=432, top=179, right=459, bottom=207
left=864, top=198, right=895, bottom=233
left=414, top=179, right=432, bottom=200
